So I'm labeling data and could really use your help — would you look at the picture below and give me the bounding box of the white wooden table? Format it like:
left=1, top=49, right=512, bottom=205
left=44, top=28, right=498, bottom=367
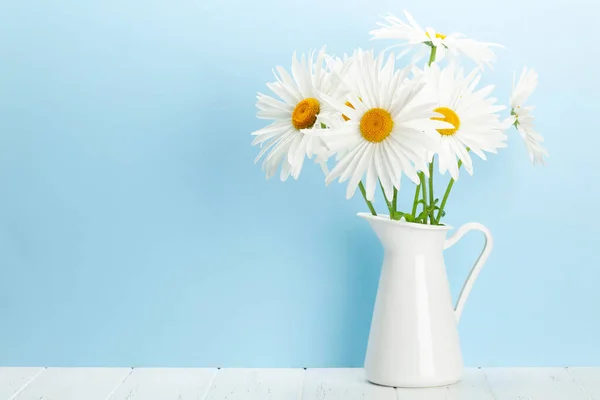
left=0, top=367, right=599, bottom=399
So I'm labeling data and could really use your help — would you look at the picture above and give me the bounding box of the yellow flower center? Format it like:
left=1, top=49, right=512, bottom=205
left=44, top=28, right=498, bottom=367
left=292, top=98, right=320, bottom=130
left=426, top=32, right=447, bottom=40
left=360, top=108, right=394, bottom=143
left=431, top=107, right=460, bottom=136
left=342, top=101, right=355, bottom=121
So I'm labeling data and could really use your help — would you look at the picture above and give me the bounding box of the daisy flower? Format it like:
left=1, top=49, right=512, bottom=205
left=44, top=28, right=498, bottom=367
left=251, top=47, right=343, bottom=180
left=310, top=49, right=450, bottom=201
left=510, top=67, right=548, bottom=165
left=311, top=52, right=357, bottom=164
left=420, top=63, right=508, bottom=179
left=370, top=11, right=502, bottom=68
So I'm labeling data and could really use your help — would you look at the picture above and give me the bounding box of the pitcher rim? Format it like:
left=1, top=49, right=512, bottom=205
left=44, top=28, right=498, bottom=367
left=357, top=212, right=453, bottom=231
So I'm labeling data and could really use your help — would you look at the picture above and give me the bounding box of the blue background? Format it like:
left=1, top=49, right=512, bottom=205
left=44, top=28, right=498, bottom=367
left=0, top=0, right=597, bottom=367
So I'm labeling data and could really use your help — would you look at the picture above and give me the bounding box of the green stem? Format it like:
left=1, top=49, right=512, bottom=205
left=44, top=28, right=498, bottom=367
left=411, top=183, right=420, bottom=217
left=359, top=181, right=377, bottom=216
left=408, top=46, right=437, bottom=223
left=428, top=161, right=435, bottom=225
left=392, top=187, right=398, bottom=215
left=435, top=160, right=463, bottom=223
left=379, top=180, right=394, bottom=216
left=428, top=45, right=437, bottom=66
left=419, top=172, right=428, bottom=223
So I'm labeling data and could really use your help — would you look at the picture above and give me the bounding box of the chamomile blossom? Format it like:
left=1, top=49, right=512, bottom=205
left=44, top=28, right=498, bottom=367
left=510, top=67, right=548, bottom=165
left=418, top=63, right=507, bottom=179
left=251, top=47, right=343, bottom=180
left=312, top=53, right=357, bottom=164
left=310, top=50, right=450, bottom=201
left=370, top=11, right=501, bottom=68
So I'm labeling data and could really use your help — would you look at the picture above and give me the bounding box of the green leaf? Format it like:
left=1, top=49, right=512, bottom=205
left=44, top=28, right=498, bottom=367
left=391, top=211, right=404, bottom=221
left=403, top=214, right=415, bottom=222
left=416, top=210, right=429, bottom=223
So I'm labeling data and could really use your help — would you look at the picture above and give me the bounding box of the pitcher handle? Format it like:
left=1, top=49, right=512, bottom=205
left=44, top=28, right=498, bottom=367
left=444, top=222, right=493, bottom=322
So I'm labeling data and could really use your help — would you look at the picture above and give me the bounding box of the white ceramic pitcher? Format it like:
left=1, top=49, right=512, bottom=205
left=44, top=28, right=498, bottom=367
left=359, top=213, right=493, bottom=388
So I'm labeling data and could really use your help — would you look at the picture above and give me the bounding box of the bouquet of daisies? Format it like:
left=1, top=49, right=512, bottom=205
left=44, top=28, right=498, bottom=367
left=251, top=11, right=547, bottom=225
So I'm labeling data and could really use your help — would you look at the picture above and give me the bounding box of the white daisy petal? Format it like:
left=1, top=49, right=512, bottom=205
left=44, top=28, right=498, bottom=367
left=274, top=66, right=303, bottom=101
left=251, top=122, right=291, bottom=145
left=286, top=133, right=303, bottom=165
left=387, top=135, right=421, bottom=184
left=266, top=82, right=299, bottom=106
left=257, top=92, right=295, bottom=111
left=381, top=141, right=402, bottom=187
left=510, top=67, right=547, bottom=165
left=291, top=52, right=309, bottom=98
left=339, top=142, right=370, bottom=183
left=280, top=158, right=292, bottom=181
left=291, top=141, right=307, bottom=179
left=263, top=135, right=296, bottom=179
left=327, top=141, right=366, bottom=184
left=365, top=156, right=378, bottom=201
left=254, top=136, right=284, bottom=164
left=404, top=10, right=424, bottom=32
left=293, top=135, right=309, bottom=168
left=449, top=138, right=473, bottom=174
left=254, top=128, right=296, bottom=162
left=264, top=132, right=296, bottom=166
left=373, top=145, right=393, bottom=200
left=346, top=144, right=374, bottom=198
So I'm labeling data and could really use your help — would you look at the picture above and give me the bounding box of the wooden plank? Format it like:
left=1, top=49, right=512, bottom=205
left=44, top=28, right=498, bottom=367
left=396, top=368, right=495, bottom=399
left=205, top=368, right=304, bottom=400
left=108, top=368, right=217, bottom=400
left=0, top=368, right=44, bottom=400
left=12, top=367, right=131, bottom=400
left=301, top=368, right=395, bottom=400
left=484, top=367, right=589, bottom=400
left=1, top=367, right=598, bottom=400
left=568, top=367, right=600, bottom=399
